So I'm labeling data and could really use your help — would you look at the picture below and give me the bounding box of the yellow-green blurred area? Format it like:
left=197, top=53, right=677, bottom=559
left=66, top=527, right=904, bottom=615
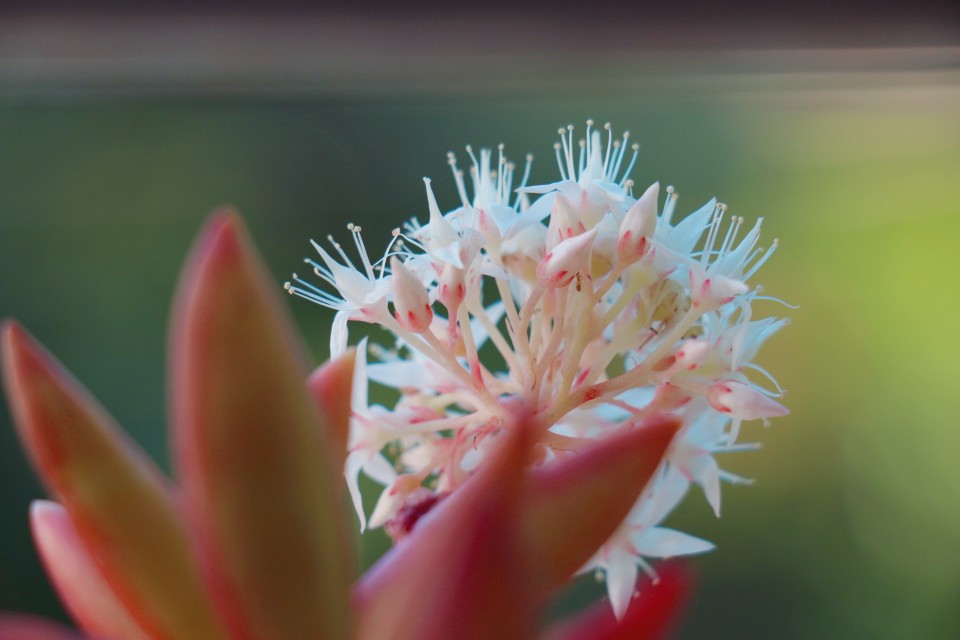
left=2, top=36, right=959, bottom=638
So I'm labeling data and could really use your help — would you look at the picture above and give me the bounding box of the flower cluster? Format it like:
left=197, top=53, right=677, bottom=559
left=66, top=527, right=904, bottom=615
left=287, top=122, right=789, bottom=619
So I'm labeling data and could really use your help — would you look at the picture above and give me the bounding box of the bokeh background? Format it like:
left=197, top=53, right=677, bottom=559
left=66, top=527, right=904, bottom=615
left=2, top=3, right=959, bottom=638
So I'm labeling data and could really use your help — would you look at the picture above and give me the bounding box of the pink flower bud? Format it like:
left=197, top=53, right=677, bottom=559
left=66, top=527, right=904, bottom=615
left=438, top=262, right=467, bottom=314
left=689, top=266, right=749, bottom=312
left=391, top=257, right=433, bottom=333
left=536, top=227, right=598, bottom=288
left=617, top=181, right=659, bottom=263
left=546, top=194, right=585, bottom=251
left=674, top=339, right=710, bottom=371
left=707, top=380, right=789, bottom=420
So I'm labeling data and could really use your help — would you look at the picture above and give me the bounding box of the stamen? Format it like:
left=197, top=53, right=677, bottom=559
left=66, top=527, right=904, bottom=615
left=514, top=153, right=534, bottom=209
left=602, top=122, right=613, bottom=176
left=743, top=239, right=779, bottom=281
left=700, top=204, right=726, bottom=266
left=554, top=142, right=567, bottom=181
left=619, top=143, right=641, bottom=186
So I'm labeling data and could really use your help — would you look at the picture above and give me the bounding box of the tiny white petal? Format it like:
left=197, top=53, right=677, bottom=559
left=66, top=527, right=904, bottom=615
left=605, top=547, right=639, bottom=621
left=633, top=527, right=715, bottom=558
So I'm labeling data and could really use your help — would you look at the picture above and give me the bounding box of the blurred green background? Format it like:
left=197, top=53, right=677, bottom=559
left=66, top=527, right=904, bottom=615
left=1, top=16, right=959, bottom=638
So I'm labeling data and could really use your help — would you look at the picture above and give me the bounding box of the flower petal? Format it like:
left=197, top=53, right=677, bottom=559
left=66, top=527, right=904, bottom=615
left=0, top=322, right=223, bottom=640
left=604, top=547, right=639, bottom=622
left=542, top=562, right=693, bottom=640
left=520, top=416, right=679, bottom=592
left=30, top=501, right=148, bottom=640
left=632, top=528, right=715, bottom=559
left=354, top=414, right=537, bottom=640
left=170, top=211, right=352, bottom=639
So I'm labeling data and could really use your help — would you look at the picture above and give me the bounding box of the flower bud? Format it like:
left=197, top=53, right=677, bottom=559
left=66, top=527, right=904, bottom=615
left=536, top=227, right=598, bottom=288
left=707, top=380, right=789, bottom=421
left=391, top=257, right=433, bottom=332
left=617, top=181, right=659, bottom=263
left=438, top=262, right=467, bottom=315
left=546, top=193, right=585, bottom=251
left=689, top=266, right=749, bottom=312
left=674, top=339, right=710, bottom=371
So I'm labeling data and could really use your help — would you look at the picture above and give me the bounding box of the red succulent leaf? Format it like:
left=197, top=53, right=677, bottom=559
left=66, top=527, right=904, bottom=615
left=0, top=615, right=88, bottom=640
left=0, top=322, right=223, bottom=640
left=354, top=413, right=537, bottom=640
left=306, top=349, right=356, bottom=478
left=521, top=417, right=680, bottom=594
left=170, top=211, right=352, bottom=639
left=30, top=501, right=149, bottom=640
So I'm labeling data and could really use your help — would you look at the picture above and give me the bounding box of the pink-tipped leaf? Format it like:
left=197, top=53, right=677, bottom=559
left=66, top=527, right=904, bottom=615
left=0, top=615, right=87, bottom=640
left=0, top=322, right=224, bottom=640
left=170, top=212, right=352, bottom=640
left=521, top=416, right=680, bottom=593
left=30, top=501, right=149, bottom=640
left=355, top=414, right=537, bottom=640
left=306, top=348, right=356, bottom=476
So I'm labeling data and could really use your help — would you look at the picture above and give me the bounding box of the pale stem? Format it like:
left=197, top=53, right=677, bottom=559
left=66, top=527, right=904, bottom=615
left=465, top=296, right=523, bottom=377
left=598, top=271, right=647, bottom=329
left=494, top=276, right=531, bottom=368
left=420, top=328, right=503, bottom=411
left=581, top=325, right=652, bottom=388
left=592, top=262, right=627, bottom=304
left=540, top=307, right=700, bottom=427
left=516, top=283, right=546, bottom=350
left=380, top=313, right=503, bottom=415
left=456, top=304, right=481, bottom=379
left=531, top=287, right=568, bottom=396
left=557, top=283, right=596, bottom=398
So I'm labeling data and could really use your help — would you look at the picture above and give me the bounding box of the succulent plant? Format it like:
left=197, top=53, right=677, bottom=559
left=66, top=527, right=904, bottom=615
left=1, top=212, right=691, bottom=640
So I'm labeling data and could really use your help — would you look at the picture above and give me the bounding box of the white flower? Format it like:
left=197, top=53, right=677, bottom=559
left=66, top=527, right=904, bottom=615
left=583, top=464, right=714, bottom=620
left=290, top=121, right=791, bottom=619
left=285, top=225, right=393, bottom=357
